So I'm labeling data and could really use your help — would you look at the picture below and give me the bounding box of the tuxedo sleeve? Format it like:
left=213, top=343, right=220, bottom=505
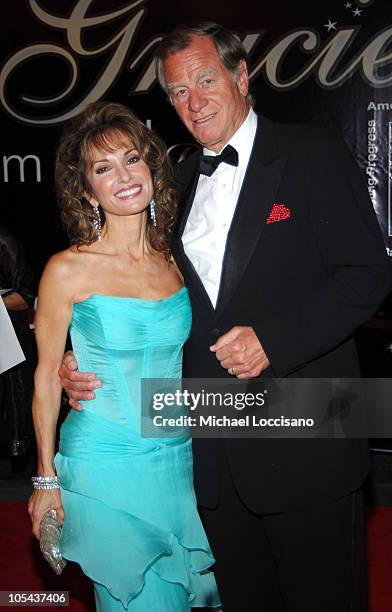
left=255, top=131, right=391, bottom=377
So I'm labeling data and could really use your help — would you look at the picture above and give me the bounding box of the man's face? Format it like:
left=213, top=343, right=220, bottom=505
left=163, top=35, right=250, bottom=153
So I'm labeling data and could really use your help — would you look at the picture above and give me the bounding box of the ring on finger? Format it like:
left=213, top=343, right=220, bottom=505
left=229, top=367, right=235, bottom=375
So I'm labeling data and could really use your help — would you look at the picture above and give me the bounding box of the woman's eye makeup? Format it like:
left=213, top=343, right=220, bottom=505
left=127, top=154, right=140, bottom=164
left=92, top=150, right=140, bottom=173
left=95, top=165, right=109, bottom=174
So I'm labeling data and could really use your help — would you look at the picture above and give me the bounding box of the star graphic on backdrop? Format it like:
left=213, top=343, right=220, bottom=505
left=324, top=19, right=338, bottom=31
left=352, top=8, right=362, bottom=16
left=344, top=1, right=353, bottom=8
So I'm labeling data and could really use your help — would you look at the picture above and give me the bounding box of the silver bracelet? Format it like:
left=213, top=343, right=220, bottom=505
left=31, top=475, right=60, bottom=490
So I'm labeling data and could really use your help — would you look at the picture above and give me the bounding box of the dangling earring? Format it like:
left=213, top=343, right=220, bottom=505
left=92, top=205, right=102, bottom=241
left=149, top=199, right=157, bottom=227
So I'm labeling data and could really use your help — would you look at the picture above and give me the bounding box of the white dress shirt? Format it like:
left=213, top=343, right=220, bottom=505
left=182, top=109, right=258, bottom=307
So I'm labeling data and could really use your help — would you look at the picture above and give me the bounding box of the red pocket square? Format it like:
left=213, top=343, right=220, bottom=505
left=266, top=203, right=292, bottom=224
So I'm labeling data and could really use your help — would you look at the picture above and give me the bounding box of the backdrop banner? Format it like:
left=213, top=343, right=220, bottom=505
left=1, top=0, right=391, bottom=288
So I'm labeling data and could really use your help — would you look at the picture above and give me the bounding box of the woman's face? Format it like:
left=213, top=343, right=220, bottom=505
left=84, top=135, right=153, bottom=220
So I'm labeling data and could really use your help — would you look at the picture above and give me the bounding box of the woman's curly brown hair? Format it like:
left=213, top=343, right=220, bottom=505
left=55, top=101, right=177, bottom=256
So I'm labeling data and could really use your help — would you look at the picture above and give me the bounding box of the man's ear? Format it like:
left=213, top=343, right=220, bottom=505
left=236, top=60, right=249, bottom=97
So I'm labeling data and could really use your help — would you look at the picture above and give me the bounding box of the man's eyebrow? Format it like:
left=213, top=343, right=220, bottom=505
left=166, top=82, right=184, bottom=91
left=196, top=68, right=216, bottom=80
left=167, top=68, right=217, bottom=90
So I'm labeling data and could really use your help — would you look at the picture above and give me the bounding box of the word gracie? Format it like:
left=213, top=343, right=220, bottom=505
left=1, top=0, right=386, bottom=125
left=152, top=415, right=315, bottom=428
left=152, top=390, right=265, bottom=411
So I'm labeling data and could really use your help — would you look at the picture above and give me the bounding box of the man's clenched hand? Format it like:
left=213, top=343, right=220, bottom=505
left=210, top=326, right=270, bottom=379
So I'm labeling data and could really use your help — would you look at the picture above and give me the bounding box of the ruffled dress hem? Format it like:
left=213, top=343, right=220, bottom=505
left=61, top=531, right=221, bottom=609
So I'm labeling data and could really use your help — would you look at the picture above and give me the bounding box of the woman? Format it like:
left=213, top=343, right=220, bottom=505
left=28, top=102, right=220, bottom=611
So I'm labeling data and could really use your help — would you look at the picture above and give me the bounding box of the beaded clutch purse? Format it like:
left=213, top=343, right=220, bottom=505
left=39, top=509, right=67, bottom=575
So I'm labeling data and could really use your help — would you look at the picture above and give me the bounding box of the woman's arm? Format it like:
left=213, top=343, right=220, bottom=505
left=28, top=253, right=74, bottom=538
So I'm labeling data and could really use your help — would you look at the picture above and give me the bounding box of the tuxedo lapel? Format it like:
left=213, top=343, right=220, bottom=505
left=173, top=156, right=215, bottom=315
left=215, top=117, right=287, bottom=317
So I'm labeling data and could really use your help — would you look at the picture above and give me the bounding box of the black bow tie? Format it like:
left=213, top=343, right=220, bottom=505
left=198, top=145, right=239, bottom=177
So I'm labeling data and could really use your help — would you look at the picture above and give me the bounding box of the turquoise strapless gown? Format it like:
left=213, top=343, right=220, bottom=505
left=54, top=289, right=221, bottom=611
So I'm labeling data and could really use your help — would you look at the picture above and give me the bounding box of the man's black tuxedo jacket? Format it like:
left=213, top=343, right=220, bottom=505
left=172, top=116, right=391, bottom=514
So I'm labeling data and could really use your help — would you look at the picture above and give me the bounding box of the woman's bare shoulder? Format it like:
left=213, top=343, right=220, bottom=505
left=44, top=248, right=84, bottom=277
left=40, top=247, right=91, bottom=300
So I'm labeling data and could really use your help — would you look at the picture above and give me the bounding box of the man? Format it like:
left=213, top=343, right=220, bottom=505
left=60, top=23, right=391, bottom=611
left=0, top=227, right=36, bottom=462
